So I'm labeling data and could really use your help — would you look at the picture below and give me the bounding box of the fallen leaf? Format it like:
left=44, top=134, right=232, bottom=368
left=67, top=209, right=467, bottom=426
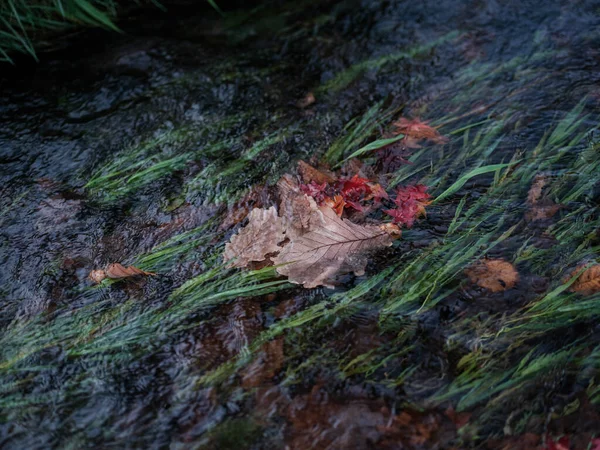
left=89, top=264, right=156, bottom=283
left=223, top=207, right=286, bottom=268
left=323, top=194, right=346, bottom=217
left=105, top=263, right=156, bottom=279
left=527, top=174, right=548, bottom=205
left=567, top=264, right=600, bottom=295
left=366, top=183, right=389, bottom=202
left=89, top=269, right=107, bottom=283
left=273, top=205, right=400, bottom=288
left=300, top=181, right=328, bottom=203
left=384, top=184, right=431, bottom=227
left=465, top=259, right=519, bottom=292
left=525, top=204, right=561, bottom=222
left=278, top=175, right=325, bottom=236
left=219, top=185, right=266, bottom=231
left=338, top=174, right=372, bottom=211
left=391, top=117, right=448, bottom=145
left=297, top=160, right=336, bottom=185
left=525, top=174, right=561, bottom=222
left=297, top=92, right=316, bottom=109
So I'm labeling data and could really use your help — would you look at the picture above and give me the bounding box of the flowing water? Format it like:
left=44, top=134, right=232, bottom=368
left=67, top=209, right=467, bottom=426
left=2, top=0, right=600, bottom=448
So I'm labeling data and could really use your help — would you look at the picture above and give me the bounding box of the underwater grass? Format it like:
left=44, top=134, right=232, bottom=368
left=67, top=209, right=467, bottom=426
left=317, top=31, right=460, bottom=93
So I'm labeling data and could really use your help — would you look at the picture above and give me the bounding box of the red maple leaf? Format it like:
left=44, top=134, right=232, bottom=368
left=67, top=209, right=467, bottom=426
left=394, top=184, right=431, bottom=205
left=384, top=184, right=431, bottom=227
left=300, top=181, right=329, bottom=203
left=366, top=182, right=389, bottom=203
left=392, top=117, right=448, bottom=145
left=338, top=175, right=372, bottom=211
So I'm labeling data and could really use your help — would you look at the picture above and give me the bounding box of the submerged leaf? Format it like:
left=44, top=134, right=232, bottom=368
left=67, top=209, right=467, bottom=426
left=525, top=174, right=561, bottom=222
left=297, top=161, right=336, bottom=185
left=89, top=264, right=156, bottom=284
left=278, top=175, right=325, bottom=236
left=384, top=184, right=431, bottom=227
left=465, top=259, right=519, bottom=292
left=323, top=194, right=346, bottom=217
left=568, top=264, right=600, bottom=295
left=273, top=206, right=400, bottom=288
left=223, top=207, right=286, bottom=268
left=391, top=117, right=448, bottom=145
left=106, top=263, right=156, bottom=279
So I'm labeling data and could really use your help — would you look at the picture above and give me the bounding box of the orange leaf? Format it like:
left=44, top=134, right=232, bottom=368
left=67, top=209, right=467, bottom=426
left=106, top=263, right=155, bottom=279
left=392, top=117, right=448, bottom=145
left=89, top=264, right=156, bottom=284
left=465, top=259, right=519, bottom=293
left=322, top=194, right=346, bottom=217
left=567, top=264, right=600, bottom=295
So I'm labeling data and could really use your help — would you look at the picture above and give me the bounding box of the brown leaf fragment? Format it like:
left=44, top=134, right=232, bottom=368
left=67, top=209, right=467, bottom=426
left=323, top=194, right=346, bottom=217
left=567, top=264, right=600, bottom=295
left=273, top=206, right=400, bottom=288
left=277, top=175, right=325, bottom=237
left=105, top=263, right=156, bottom=279
left=89, top=269, right=107, bottom=283
left=297, top=92, right=316, bottom=109
left=525, top=174, right=561, bottom=222
left=89, top=264, right=156, bottom=283
left=525, top=204, right=561, bottom=222
left=297, top=160, right=336, bottom=185
left=527, top=174, right=548, bottom=205
left=465, top=259, right=519, bottom=293
left=223, top=207, right=285, bottom=268
left=219, top=185, right=267, bottom=231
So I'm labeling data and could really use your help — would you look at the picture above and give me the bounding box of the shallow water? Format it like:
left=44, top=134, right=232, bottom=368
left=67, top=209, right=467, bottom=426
left=2, top=0, right=600, bottom=448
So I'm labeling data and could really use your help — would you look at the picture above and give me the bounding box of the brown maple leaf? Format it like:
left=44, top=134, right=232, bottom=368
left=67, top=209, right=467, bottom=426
left=273, top=206, right=400, bottom=288
left=567, top=264, right=600, bottom=295
left=465, top=259, right=519, bottom=292
left=223, top=207, right=286, bottom=268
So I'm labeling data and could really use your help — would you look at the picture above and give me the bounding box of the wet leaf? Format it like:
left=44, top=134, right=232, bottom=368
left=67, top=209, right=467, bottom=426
left=106, top=263, right=156, bottom=279
left=391, top=117, right=449, bottom=145
left=297, top=92, right=316, bottom=109
left=338, top=174, right=372, bottom=211
left=297, top=160, right=336, bottom=185
left=300, top=181, right=328, bottom=203
left=219, top=185, right=266, bottom=231
left=223, top=207, right=286, bottom=268
left=527, top=174, right=547, bottom=205
left=525, top=174, right=561, bottom=222
left=384, top=184, right=431, bottom=227
left=89, top=269, right=107, bottom=283
left=273, top=205, right=400, bottom=288
left=568, top=264, right=600, bottom=295
left=366, top=182, right=389, bottom=202
left=465, top=259, right=519, bottom=292
left=278, top=175, right=325, bottom=237
left=89, top=264, right=156, bottom=283
left=323, top=194, right=346, bottom=217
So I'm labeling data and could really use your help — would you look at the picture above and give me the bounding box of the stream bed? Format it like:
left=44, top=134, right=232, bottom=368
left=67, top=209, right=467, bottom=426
left=2, top=0, right=600, bottom=448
